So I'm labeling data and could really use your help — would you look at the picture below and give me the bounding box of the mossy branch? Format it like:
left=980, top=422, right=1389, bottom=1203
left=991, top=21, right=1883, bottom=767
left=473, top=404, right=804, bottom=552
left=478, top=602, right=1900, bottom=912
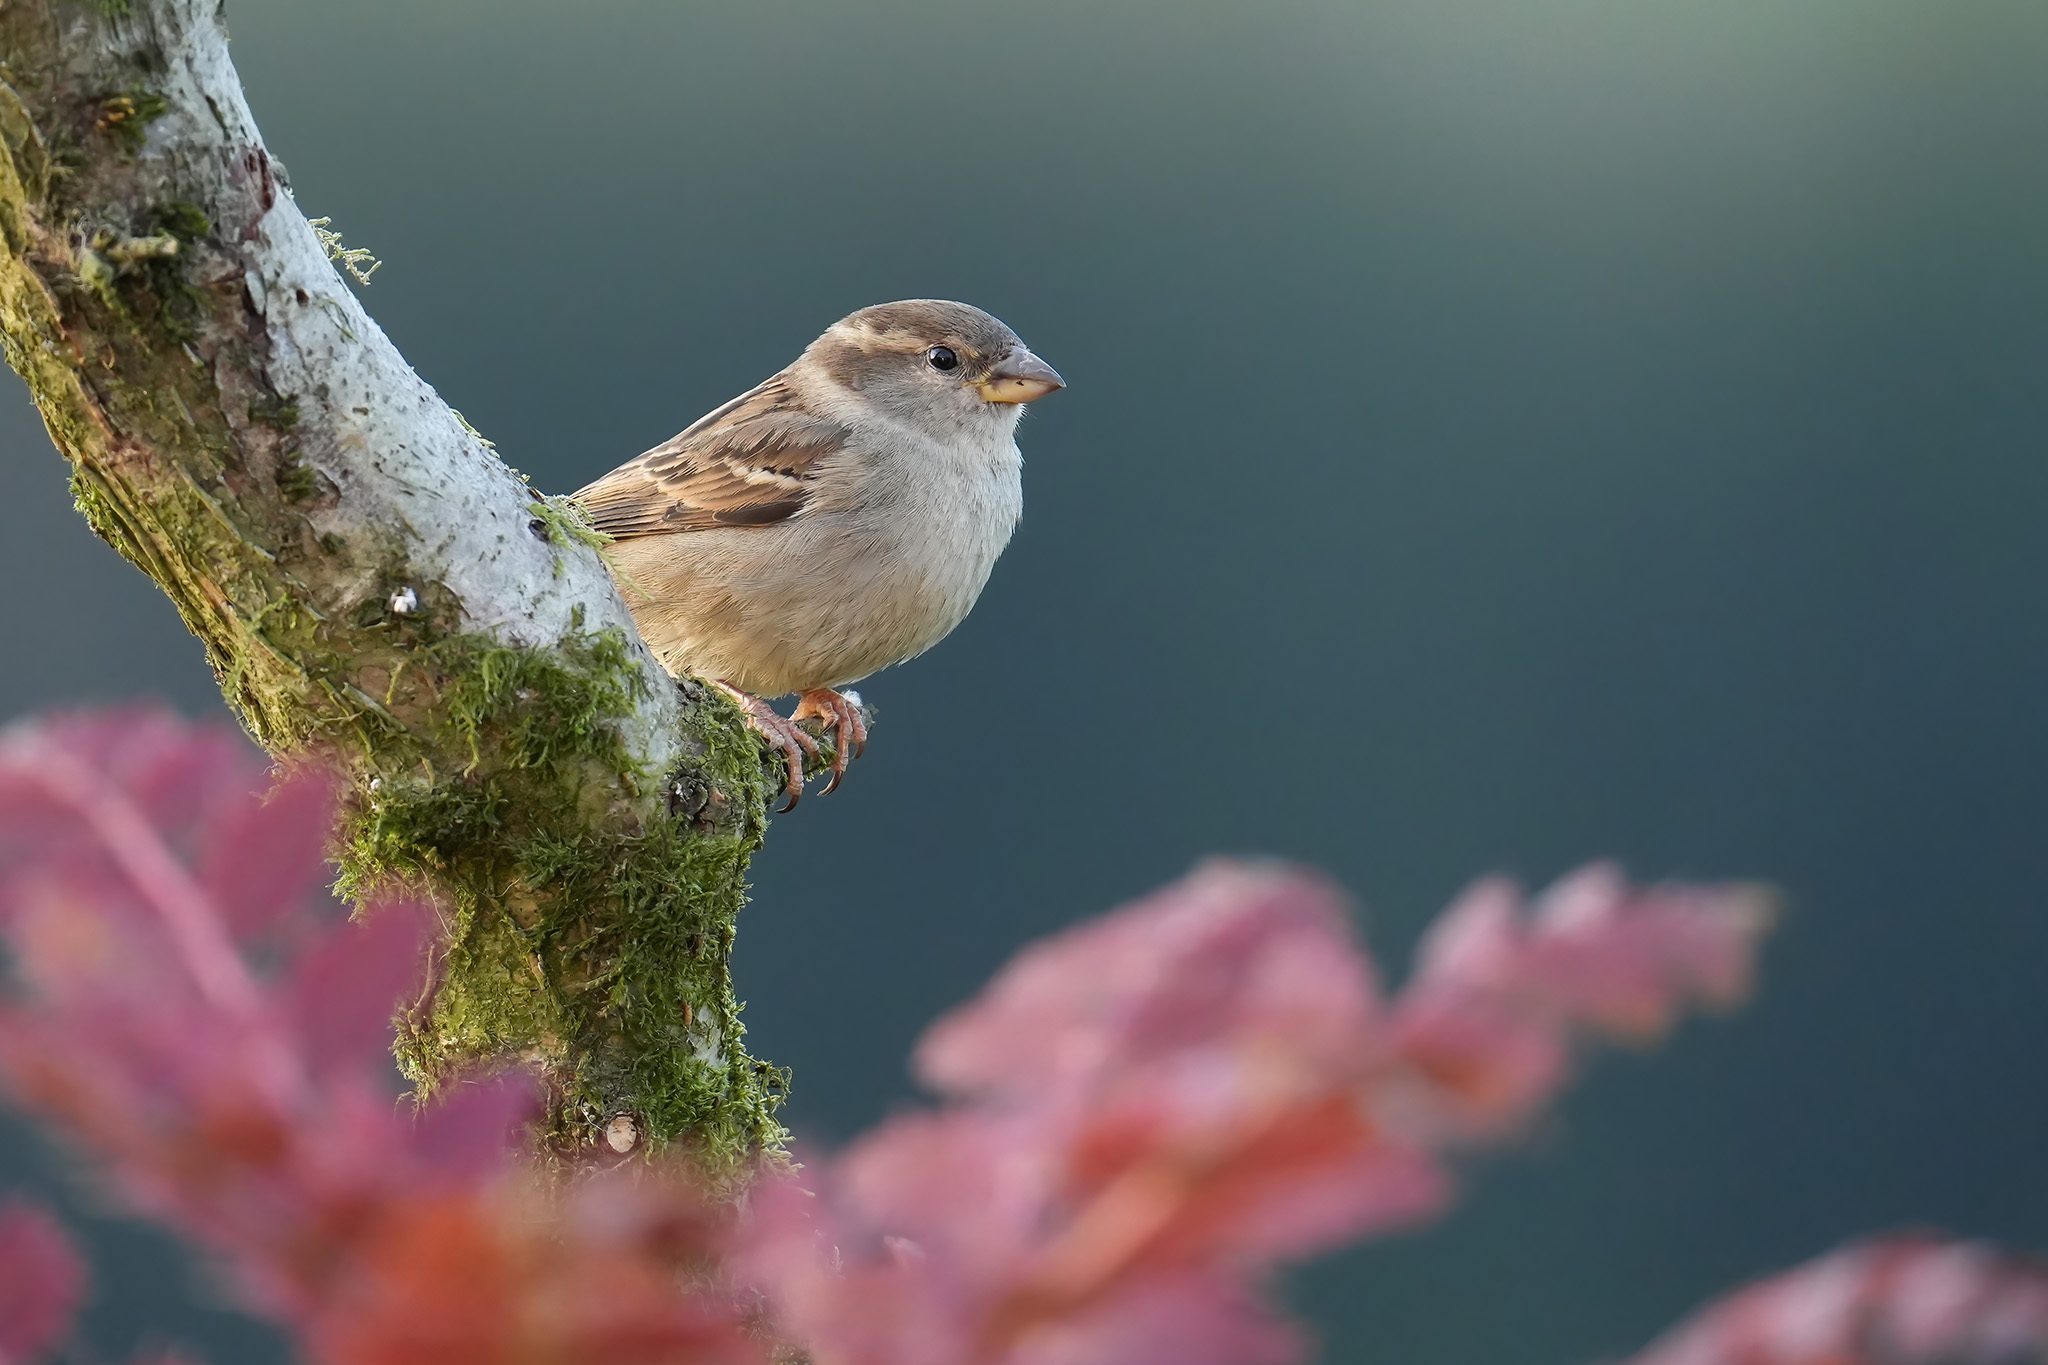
left=0, top=0, right=824, bottom=1181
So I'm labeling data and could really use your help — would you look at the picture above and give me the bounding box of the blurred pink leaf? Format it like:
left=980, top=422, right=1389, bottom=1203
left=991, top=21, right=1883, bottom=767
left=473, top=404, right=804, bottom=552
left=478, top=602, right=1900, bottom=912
left=1392, top=863, right=1775, bottom=1137
left=0, top=709, right=271, bottom=1017
left=196, top=763, right=338, bottom=937
left=281, top=897, right=435, bottom=1076
left=1627, top=1235, right=2048, bottom=1364
left=0, top=1200, right=86, bottom=1364
left=0, top=710, right=256, bottom=869
left=0, top=709, right=760, bottom=1364
left=742, top=859, right=1774, bottom=1365
left=917, top=862, right=1382, bottom=1103
left=1419, top=863, right=1766, bottom=1035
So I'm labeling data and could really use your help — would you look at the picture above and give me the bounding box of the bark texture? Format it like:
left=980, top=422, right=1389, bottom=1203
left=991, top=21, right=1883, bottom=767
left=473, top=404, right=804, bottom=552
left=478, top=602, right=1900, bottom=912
left=0, top=0, right=822, bottom=1178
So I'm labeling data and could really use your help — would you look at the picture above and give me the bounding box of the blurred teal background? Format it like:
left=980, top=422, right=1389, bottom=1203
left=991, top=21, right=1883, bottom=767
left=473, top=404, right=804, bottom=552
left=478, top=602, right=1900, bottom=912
left=4, top=0, right=2046, bottom=1359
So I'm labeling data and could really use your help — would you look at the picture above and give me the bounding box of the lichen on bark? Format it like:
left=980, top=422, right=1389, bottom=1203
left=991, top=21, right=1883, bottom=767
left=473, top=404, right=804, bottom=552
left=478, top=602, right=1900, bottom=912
left=0, top=0, right=821, bottom=1179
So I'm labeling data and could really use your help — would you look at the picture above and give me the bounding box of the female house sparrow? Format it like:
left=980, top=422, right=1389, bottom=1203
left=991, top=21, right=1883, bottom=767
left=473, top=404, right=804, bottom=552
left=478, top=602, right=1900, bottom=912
left=573, top=300, right=1064, bottom=809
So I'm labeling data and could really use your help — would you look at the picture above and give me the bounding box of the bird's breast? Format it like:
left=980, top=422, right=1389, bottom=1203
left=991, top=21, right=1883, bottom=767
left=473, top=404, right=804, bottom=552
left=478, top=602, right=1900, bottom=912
left=800, top=430, right=1021, bottom=682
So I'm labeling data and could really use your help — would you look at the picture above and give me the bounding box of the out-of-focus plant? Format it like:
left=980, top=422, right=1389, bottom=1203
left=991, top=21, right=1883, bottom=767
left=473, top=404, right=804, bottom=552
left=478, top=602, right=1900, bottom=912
left=1629, top=1237, right=2048, bottom=1364
left=736, top=859, right=1771, bottom=1365
left=0, top=709, right=2032, bottom=1365
left=0, top=1201, right=84, bottom=1364
left=0, top=712, right=749, bottom=1365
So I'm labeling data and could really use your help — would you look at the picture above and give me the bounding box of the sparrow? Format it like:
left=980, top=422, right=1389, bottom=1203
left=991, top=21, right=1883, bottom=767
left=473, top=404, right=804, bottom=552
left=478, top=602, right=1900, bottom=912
left=572, top=300, right=1064, bottom=810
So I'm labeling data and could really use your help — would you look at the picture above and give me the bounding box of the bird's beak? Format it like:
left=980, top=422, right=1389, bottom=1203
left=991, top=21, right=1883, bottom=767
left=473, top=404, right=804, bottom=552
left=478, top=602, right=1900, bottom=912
left=977, top=349, right=1066, bottom=404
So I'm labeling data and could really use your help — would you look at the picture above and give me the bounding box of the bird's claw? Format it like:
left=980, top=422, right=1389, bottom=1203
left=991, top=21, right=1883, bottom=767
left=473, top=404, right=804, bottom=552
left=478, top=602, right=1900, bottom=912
left=713, top=683, right=867, bottom=811
left=794, top=689, right=868, bottom=796
left=714, top=683, right=821, bottom=812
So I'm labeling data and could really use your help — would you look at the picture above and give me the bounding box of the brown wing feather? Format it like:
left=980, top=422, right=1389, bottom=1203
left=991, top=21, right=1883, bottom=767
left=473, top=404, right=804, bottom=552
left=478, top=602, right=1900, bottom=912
left=571, top=375, right=850, bottom=537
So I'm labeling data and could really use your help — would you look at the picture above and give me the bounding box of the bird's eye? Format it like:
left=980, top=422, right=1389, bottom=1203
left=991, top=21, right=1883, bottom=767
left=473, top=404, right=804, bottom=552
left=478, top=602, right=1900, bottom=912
left=926, top=345, right=960, bottom=372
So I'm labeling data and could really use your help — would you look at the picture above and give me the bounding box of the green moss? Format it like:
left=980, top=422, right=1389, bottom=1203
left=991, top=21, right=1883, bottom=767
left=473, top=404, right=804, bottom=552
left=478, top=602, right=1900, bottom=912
left=64, top=231, right=202, bottom=342
left=336, top=629, right=787, bottom=1180
left=275, top=454, right=320, bottom=502
left=451, top=406, right=496, bottom=452
left=75, top=246, right=117, bottom=305
left=152, top=201, right=209, bottom=241
left=99, top=231, right=177, bottom=264
left=307, top=214, right=381, bottom=285
left=96, top=90, right=167, bottom=154
left=249, top=394, right=300, bottom=428
left=526, top=494, right=611, bottom=577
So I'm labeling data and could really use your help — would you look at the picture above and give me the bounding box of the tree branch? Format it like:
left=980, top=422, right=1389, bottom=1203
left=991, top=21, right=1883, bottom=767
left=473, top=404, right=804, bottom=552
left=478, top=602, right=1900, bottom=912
left=0, top=0, right=825, bottom=1180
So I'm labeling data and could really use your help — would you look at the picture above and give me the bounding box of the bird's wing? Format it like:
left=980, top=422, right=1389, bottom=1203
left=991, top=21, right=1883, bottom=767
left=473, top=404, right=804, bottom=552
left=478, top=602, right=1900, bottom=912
left=571, top=374, right=852, bottom=537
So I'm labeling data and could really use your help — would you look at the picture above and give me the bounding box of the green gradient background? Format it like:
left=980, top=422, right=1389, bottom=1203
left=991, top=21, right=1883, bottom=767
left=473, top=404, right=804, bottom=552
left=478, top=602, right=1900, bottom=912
left=4, top=1, right=2046, bottom=1359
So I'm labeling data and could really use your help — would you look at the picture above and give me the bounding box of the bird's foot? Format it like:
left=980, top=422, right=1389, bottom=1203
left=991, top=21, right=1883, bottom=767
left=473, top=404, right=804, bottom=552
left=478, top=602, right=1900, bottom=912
left=713, top=681, right=819, bottom=812
left=793, top=688, right=869, bottom=795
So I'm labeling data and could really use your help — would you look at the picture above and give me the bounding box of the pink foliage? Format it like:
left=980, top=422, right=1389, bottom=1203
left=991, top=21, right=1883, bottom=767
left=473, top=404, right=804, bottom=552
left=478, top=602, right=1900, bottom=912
left=1627, top=1235, right=2048, bottom=1364
left=1392, top=864, right=1770, bottom=1139
left=0, top=1201, right=84, bottom=1364
left=0, top=709, right=750, bottom=1365
left=2, top=705, right=2000, bottom=1365
left=737, top=859, right=1777, bottom=1365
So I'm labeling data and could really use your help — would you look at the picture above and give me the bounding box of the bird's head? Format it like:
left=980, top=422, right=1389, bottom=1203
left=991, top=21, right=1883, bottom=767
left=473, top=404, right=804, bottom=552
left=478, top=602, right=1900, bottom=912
left=803, top=299, right=1064, bottom=440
